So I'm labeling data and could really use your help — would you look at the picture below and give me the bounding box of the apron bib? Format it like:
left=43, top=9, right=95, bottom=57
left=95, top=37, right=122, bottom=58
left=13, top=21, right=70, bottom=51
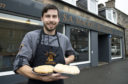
left=28, top=30, right=65, bottom=84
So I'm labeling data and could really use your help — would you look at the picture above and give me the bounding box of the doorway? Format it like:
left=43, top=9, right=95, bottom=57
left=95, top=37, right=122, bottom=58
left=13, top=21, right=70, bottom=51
left=98, top=33, right=110, bottom=65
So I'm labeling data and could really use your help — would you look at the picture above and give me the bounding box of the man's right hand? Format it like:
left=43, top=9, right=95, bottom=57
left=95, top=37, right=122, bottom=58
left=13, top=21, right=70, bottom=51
left=17, top=65, right=68, bottom=82
left=40, top=73, right=69, bottom=82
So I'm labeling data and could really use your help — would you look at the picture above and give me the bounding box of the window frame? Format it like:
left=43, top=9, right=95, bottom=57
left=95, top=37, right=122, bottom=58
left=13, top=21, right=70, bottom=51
left=61, top=0, right=77, bottom=6
left=106, top=8, right=117, bottom=24
left=88, top=0, right=98, bottom=15
left=0, top=13, right=43, bottom=76
left=111, top=37, right=123, bottom=60
left=67, top=27, right=91, bottom=66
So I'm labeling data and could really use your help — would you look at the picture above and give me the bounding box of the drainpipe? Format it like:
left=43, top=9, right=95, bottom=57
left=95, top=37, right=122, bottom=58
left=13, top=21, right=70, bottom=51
left=124, top=28, right=126, bottom=59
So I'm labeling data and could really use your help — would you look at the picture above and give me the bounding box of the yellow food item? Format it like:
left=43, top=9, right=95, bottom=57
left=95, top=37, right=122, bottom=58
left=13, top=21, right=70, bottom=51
left=34, top=65, right=54, bottom=74
left=54, top=64, right=80, bottom=75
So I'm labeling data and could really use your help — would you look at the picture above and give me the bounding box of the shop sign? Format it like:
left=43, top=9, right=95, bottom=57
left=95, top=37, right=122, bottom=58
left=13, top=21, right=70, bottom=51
left=0, top=0, right=42, bottom=17
left=60, top=11, right=123, bottom=37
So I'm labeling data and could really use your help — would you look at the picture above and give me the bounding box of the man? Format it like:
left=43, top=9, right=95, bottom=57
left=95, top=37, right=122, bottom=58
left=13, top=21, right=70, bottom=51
left=13, top=4, right=75, bottom=84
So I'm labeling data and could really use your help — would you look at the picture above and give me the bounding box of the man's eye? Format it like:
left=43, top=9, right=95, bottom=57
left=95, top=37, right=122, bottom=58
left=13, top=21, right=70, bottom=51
left=53, top=15, right=57, bottom=18
left=45, top=15, right=50, bottom=18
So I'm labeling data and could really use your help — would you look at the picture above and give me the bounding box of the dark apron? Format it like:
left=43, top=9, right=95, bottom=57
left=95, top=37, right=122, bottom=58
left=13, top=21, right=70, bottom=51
left=28, top=30, right=65, bottom=84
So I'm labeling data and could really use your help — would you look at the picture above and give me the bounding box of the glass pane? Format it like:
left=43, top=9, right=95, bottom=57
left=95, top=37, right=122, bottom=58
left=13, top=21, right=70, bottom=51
left=107, top=10, right=112, bottom=20
left=111, top=36, right=121, bottom=58
left=90, top=0, right=96, bottom=13
left=113, top=11, right=117, bottom=23
left=0, top=19, right=41, bottom=72
left=56, top=23, right=64, bottom=33
left=70, top=28, right=89, bottom=62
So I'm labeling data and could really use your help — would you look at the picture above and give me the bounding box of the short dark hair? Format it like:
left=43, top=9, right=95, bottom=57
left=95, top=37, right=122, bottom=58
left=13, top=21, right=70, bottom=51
left=41, top=4, right=59, bottom=17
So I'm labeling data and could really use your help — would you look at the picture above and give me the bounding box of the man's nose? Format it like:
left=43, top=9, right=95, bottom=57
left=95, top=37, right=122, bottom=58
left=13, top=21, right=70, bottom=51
left=49, top=17, right=54, bottom=21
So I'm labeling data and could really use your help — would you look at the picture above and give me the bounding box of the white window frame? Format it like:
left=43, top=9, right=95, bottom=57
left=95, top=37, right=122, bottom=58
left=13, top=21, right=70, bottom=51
left=106, top=8, right=117, bottom=24
left=62, top=0, right=77, bottom=6
left=0, top=13, right=43, bottom=26
left=70, top=31, right=91, bottom=66
left=0, top=71, right=15, bottom=76
left=88, top=0, right=98, bottom=15
left=111, top=38, right=123, bottom=60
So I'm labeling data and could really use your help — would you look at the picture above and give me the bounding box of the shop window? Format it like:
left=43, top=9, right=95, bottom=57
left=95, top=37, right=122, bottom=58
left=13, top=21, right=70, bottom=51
left=111, top=36, right=122, bottom=58
left=70, top=28, right=89, bottom=62
left=56, top=23, right=64, bottom=34
left=0, top=18, right=64, bottom=72
left=0, top=19, right=41, bottom=72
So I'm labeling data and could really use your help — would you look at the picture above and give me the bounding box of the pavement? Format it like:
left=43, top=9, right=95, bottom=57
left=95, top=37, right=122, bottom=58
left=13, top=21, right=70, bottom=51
left=65, top=58, right=128, bottom=84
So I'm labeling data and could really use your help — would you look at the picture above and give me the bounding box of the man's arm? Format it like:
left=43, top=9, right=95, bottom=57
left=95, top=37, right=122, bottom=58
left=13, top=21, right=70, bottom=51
left=17, top=65, right=42, bottom=80
left=64, top=36, right=75, bottom=64
left=16, top=65, right=68, bottom=82
left=14, top=32, right=68, bottom=82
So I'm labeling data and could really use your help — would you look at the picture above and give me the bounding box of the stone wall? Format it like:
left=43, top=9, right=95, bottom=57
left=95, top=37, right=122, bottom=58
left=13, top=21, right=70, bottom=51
left=116, top=10, right=128, bottom=56
left=117, top=11, right=128, bottom=28
left=36, top=0, right=123, bottom=32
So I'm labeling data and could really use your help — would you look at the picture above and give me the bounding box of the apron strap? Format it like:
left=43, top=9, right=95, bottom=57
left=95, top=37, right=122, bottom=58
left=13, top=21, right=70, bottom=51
left=30, top=29, right=43, bottom=66
left=56, top=33, right=61, bottom=48
left=38, top=29, right=43, bottom=45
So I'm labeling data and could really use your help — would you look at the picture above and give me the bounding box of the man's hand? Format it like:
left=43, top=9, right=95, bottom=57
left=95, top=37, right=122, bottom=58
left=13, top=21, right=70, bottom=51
left=17, top=65, right=69, bottom=82
left=65, top=55, right=75, bottom=64
left=40, top=73, right=68, bottom=82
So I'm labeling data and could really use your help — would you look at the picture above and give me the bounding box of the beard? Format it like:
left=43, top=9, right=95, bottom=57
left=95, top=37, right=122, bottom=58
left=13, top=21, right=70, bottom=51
left=44, top=22, right=58, bottom=32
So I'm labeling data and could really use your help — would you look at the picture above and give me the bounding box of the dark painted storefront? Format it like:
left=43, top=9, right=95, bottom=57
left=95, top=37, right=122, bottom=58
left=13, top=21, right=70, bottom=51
left=0, top=0, right=125, bottom=84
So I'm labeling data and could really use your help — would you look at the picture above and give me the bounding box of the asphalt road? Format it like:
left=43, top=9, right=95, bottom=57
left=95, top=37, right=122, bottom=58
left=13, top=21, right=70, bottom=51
left=65, top=58, right=128, bottom=84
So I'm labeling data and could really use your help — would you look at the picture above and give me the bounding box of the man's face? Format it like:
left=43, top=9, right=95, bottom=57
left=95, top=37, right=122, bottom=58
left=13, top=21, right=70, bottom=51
left=41, top=9, right=59, bottom=32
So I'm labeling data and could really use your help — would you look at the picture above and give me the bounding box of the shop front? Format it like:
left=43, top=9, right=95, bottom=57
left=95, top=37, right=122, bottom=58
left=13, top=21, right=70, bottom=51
left=0, top=0, right=125, bottom=84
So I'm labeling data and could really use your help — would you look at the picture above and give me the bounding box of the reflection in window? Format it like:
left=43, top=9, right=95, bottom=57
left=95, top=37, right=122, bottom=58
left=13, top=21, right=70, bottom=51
left=111, top=36, right=122, bottom=58
left=56, top=23, right=64, bottom=34
left=0, top=20, right=41, bottom=72
left=70, top=28, right=89, bottom=62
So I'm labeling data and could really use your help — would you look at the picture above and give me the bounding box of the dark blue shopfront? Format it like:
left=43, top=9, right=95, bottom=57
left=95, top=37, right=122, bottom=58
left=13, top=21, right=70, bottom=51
left=0, top=0, right=125, bottom=84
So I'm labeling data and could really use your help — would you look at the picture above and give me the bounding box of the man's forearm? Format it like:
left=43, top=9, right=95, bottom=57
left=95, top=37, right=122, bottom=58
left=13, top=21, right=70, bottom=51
left=16, top=65, right=68, bottom=82
left=16, top=65, right=42, bottom=80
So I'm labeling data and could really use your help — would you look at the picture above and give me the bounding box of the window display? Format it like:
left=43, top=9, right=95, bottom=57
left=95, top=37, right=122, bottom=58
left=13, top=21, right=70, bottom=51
left=0, top=20, right=41, bottom=72
left=70, top=28, right=89, bottom=62
left=111, top=36, right=122, bottom=58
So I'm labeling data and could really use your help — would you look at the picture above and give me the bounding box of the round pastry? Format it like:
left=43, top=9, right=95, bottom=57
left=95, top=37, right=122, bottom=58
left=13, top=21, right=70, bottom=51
left=34, top=65, right=54, bottom=74
left=54, top=64, right=80, bottom=75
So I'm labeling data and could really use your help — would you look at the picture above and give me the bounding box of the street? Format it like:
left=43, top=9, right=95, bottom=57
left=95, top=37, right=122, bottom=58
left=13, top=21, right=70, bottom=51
left=65, top=58, right=128, bottom=84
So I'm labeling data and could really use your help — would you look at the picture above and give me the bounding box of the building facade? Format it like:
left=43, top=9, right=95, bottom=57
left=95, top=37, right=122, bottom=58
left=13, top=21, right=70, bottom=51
left=0, top=0, right=126, bottom=84
left=116, top=10, right=128, bottom=56
left=98, top=0, right=128, bottom=56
